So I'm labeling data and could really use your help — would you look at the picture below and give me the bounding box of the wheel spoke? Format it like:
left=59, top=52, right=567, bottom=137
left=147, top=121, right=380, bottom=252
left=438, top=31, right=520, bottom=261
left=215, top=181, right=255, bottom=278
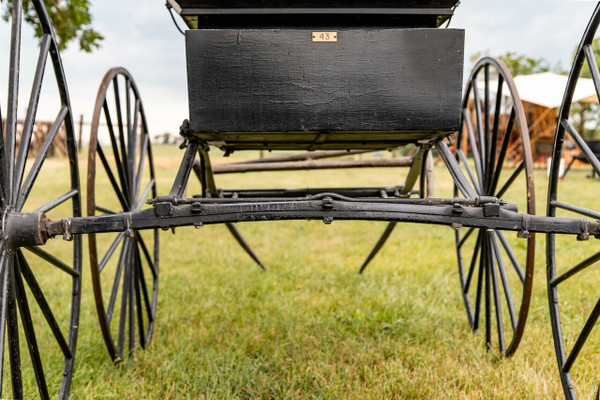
left=102, top=101, right=130, bottom=206
left=13, top=33, right=51, bottom=204
left=16, top=105, right=69, bottom=211
left=485, top=75, right=504, bottom=195
left=135, top=178, right=155, bottom=211
left=125, top=79, right=134, bottom=197
left=17, top=251, right=71, bottom=358
left=135, top=243, right=153, bottom=323
left=490, top=107, right=515, bottom=195
left=97, top=144, right=129, bottom=210
left=563, top=119, right=600, bottom=177
left=129, top=99, right=140, bottom=198
left=490, top=232, right=517, bottom=331
left=98, top=232, right=126, bottom=274
left=6, top=257, right=23, bottom=399
left=495, top=161, right=524, bottom=200
left=496, top=231, right=525, bottom=283
left=463, top=108, right=484, bottom=189
left=13, top=260, right=49, bottom=399
left=471, top=78, right=487, bottom=171
left=0, top=254, right=9, bottom=396
left=117, top=240, right=132, bottom=356
left=456, top=149, right=481, bottom=195
left=464, top=231, right=483, bottom=293
left=483, top=239, right=492, bottom=347
left=133, top=246, right=146, bottom=348
left=127, top=244, right=135, bottom=354
left=551, top=249, right=600, bottom=287
left=487, top=232, right=505, bottom=353
left=134, top=133, right=149, bottom=200
left=95, top=205, right=118, bottom=215
left=5, top=1, right=23, bottom=203
left=473, top=242, right=485, bottom=331
left=584, top=44, right=600, bottom=102
left=33, top=189, right=78, bottom=214
left=106, top=239, right=128, bottom=325
left=24, top=246, right=80, bottom=278
left=113, top=77, right=130, bottom=199
left=563, top=295, right=600, bottom=373
left=458, top=227, right=475, bottom=249
left=0, top=103, right=7, bottom=209
left=137, top=235, right=157, bottom=280
left=551, top=200, right=600, bottom=220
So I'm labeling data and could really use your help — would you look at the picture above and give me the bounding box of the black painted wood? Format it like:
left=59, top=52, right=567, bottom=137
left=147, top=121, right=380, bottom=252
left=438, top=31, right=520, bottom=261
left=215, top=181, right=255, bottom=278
left=176, top=1, right=459, bottom=7
left=171, top=1, right=459, bottom=28
left=185, top=28, right=464, bottom=150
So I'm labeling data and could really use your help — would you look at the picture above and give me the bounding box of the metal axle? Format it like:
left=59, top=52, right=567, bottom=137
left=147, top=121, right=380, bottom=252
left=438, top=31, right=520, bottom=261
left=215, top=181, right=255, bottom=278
left=7, top=194, right=592, bottom=247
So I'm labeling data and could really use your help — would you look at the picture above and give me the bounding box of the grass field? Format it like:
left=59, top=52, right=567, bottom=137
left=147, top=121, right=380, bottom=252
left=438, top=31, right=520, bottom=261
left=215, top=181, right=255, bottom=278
left=15, top=145, right=600, bottom=399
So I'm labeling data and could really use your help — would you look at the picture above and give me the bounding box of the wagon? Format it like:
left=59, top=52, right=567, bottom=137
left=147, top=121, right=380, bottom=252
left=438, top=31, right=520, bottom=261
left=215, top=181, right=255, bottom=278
left=1, top=0, right=600, bottom=398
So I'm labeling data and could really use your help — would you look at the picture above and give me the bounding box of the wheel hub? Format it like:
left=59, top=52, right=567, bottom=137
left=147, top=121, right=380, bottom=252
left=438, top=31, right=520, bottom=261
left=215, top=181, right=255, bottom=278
left=2, top=210, right=48, bottom=251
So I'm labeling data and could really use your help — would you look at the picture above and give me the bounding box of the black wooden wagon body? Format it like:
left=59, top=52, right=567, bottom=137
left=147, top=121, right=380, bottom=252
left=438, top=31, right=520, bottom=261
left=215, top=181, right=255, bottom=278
left=1, top=0, right=600, bottom=399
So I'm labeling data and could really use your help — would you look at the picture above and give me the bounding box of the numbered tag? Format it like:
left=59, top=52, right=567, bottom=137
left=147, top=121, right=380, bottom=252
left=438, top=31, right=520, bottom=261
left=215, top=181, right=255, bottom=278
left=312, top=32, right=338, bottom=42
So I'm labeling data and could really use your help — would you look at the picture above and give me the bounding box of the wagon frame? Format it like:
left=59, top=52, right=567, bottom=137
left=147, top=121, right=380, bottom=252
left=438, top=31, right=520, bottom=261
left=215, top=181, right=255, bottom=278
left=1, top=1, right=600, bottom=399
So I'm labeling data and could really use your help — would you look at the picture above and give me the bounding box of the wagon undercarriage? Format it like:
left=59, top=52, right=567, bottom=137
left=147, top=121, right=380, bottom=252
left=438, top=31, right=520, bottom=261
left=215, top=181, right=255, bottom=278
left=4, top=0, right=600, bottom=398
left=4, top=156, right=598, bottom=250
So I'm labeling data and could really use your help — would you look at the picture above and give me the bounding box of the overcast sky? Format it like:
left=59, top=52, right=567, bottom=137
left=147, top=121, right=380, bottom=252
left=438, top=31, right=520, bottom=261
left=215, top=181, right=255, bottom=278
left=2, top=1, right=600, bottom=139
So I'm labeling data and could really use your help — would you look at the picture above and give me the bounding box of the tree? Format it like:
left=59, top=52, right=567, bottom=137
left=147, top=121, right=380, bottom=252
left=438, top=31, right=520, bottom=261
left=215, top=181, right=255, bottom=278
left=578, top=36, right=600, bottom=79
left=2, top=0, right=103, bottom=52
left=470, top=50, right=566, bottom=77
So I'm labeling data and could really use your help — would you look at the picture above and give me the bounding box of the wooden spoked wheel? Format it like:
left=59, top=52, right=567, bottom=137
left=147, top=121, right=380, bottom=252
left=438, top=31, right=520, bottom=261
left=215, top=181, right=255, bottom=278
left=453, top=57, right=535, bottom=356
left=87, top=68, right=158, bottom=362
left=547, top=5, right=600, bottom=399
left=0, top=0, right=82, bottom=398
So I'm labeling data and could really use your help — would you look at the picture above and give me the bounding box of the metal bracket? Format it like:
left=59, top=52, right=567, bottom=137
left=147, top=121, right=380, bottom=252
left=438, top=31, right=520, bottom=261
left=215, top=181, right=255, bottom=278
left=62, top=218, right=73, bottom=241
left=517, top=214, right=531, bottom=238
left=124, top=212, right=134, bottom=238
left=577, top=219, right=590, bottom=241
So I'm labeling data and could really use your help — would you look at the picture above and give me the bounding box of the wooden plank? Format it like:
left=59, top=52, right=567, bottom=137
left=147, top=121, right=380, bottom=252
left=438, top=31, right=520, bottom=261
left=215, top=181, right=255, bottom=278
left=186, top=28, right=464, bottom=145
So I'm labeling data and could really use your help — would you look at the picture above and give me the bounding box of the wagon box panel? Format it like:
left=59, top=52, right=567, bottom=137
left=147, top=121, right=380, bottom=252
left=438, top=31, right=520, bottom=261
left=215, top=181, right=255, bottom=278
left=185, top=28, right=464, bottom=148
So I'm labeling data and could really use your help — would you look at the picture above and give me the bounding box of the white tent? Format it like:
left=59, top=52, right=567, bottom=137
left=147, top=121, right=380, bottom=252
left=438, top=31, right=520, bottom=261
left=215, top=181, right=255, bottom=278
left=513, top=71, right=598, bottom=109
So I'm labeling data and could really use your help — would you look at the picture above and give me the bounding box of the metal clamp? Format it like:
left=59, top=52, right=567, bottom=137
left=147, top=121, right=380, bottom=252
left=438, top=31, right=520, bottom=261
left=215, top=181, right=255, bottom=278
left=62, top=218, right=73, bottom=241
left=517, top=214, right=531, bottom=238
left=124, top=212, right=134, bottom=238
left=578, top=219, right=590, bottom=241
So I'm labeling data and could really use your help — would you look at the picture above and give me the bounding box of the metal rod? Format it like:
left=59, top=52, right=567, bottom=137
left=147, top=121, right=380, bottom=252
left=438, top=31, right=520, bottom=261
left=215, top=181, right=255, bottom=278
left=13, top=260, right=49, bottom=398
left=490, top=108, right=515, bottom=196
left=43, top=198, right=600, bottom=239
left=103, top=101, right=130, bottom=207
left=550, top=249, right=600, bottom=287
left=490, top=233, right=517, bottom=331
left=14, top=34, right=50, bottom=203
left=18, top=251, right=71, bottom=358
left=6, top=0, right=23, bottom=204
left=231, top=149, right=373, bottom=164
left=212, top=156, right=415, bottom=174
left=436, top=140, right=479, bottom=199
left=168, top=141, right=198, bottom=197
left=16, top=105, right=69, bottom=211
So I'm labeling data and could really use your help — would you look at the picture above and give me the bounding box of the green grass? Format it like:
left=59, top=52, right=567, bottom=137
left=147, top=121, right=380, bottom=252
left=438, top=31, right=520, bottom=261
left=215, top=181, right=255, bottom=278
left=15, top=145, right=600, bottom=399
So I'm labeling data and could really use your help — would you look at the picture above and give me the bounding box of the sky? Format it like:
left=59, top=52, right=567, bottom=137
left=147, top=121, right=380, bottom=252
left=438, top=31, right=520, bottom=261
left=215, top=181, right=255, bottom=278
left=1, top=1, right=600, bottom=141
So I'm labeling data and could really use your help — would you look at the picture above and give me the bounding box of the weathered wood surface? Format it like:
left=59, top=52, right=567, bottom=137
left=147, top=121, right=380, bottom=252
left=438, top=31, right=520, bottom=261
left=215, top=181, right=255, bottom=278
left=186, top=28, right=464, bottom=150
